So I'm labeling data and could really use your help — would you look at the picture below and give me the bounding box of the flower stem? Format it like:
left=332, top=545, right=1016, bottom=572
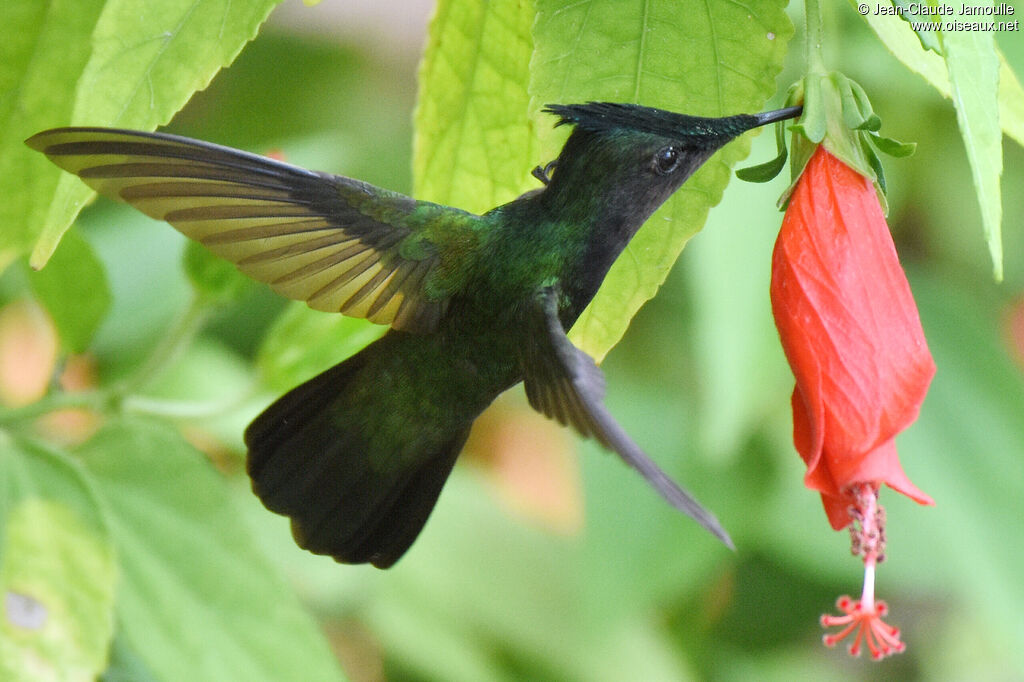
left=804, top=0, right=828, bottom=75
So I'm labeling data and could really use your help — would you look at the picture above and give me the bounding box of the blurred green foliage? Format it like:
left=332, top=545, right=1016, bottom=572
left=1, top=1, right=1023, bottom=681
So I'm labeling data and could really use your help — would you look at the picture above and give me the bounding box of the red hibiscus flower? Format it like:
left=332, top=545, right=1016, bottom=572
left=770, top=145, right=935, bottom=659
left=771, top=146, right=935, bottom=527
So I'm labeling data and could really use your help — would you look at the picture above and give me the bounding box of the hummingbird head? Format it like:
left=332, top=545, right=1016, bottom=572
left=538, top=101, right=801, bottom=225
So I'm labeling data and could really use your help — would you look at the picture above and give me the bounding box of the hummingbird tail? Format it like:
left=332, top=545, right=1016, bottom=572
left=245, top=336, right=468, bottom=568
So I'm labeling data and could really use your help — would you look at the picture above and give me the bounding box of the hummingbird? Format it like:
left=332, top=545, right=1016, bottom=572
left=28, top=102, right=801, bottom=568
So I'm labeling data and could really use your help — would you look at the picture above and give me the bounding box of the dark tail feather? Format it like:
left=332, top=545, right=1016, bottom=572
left=245, top=346, right=465, bottom=568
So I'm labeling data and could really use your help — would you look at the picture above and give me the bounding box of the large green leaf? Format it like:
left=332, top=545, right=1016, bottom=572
left=413, top=0, right=538, bottom=212
left=858, top=5, right=1024, bottom=279
left=77, top=419, right=346, bottom=682
left=0, top=435, right=116, bottom=682
left=0, top=0, right=106, bottom=271
left=858, top=2, right=1024, bottom=146
left=413, top=1, right=792, bottom=361
left=530, top=0, right=793, bottom=360
left=940, top=24, right=1003, bottom=279
left=24, top=0, right=283, bottom=269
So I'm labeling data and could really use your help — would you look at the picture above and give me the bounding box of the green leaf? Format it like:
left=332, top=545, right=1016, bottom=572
left=858, top=8, right=1024, bottom=147
left=530, top=0, right=793, bottom=360
left=77, top=419, right=346, bottom=682
left=100, top=631, right=161, bottom=682
left=858, top=4, right=1022, bottom=279
left=0, top=0, right=106, bottom=271
left=28, top=0, right=284, bottom=269
left=413, top=0, right=538, bottom=212
left=856, top=0, right=954, bottom=93
left=0, top=435, right=116, bottom=682
left=891, top=0, right=943, bottom=53
left=256, top=303, right=385, bottom=393
left=26, top=229, right=110, bottom=353
left=940, top=23, right=1003, bottom=279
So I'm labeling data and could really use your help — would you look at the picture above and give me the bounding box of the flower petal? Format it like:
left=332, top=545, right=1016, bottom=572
left=771, top=147, right=935, bottom=527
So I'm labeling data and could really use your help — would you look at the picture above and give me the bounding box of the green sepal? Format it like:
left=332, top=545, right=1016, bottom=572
left=846, top=77, right=882, bottom=131
left=838, top=74, right=867, bottom=130
left=735, top=120, right=790, bottom=183
left=790, top=73, right=867, bottom=178
left=782, top=70, right=915, bottom=203
left=791, top=75, right=827, bottom=143
left=868, top=132, right=917, bottom=157
left=860, top=134, right=889, bottom=213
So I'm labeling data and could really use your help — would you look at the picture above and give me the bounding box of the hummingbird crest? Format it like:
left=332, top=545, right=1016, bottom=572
left=543, top=101, right=790, bottom=149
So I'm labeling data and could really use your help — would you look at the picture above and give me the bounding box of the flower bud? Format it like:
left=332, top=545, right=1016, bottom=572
left=771, top=146, right=935, bottom=529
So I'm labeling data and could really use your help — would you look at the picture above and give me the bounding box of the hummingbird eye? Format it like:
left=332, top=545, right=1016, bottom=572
left=654, top=146, right=680, bottom=175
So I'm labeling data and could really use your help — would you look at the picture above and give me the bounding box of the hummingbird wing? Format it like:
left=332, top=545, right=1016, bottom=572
left=521, top=287, right=733, bottom=548
left=27, top=127, right=478, bottom=333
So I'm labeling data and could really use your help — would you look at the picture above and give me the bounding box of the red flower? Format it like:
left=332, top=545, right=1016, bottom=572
left=771, top=146, right=935, bottom=529
left=771, top=146, right=935, bottom=659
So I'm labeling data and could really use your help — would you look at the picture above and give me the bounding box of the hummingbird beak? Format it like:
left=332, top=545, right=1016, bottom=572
left=752, top=105, right=803, bottom=127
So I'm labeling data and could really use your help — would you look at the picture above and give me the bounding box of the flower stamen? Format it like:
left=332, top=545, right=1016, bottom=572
left=821, top=596, right=905, bottom=659
left=820, top=484, right=907, bottom=660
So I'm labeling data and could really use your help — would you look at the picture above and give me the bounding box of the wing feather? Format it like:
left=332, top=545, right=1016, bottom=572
left=520, top=287, right=733, bottom=547
left=27, top=127, right=479, bottom=333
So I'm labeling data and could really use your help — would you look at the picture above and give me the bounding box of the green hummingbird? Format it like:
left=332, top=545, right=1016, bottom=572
left=28, top=102, right=801, bottom=568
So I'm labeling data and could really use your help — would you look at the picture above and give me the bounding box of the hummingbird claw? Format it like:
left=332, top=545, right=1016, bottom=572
left=531, top=160, right=557, bottom=185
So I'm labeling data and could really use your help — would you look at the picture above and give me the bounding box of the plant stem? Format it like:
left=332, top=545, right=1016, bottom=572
left=122, top=385, right=257, bottom=420
left=0, top=293, right=217, bottom=429
left=0, top=390, right=107, bottom=427
left=111, top=293, right=213, bottom=400
left=804, top=0, right=827, bottom=75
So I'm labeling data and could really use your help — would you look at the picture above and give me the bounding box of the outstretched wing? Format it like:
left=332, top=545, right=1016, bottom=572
left=520, top=287, right=733, bottom=547
left=27, top=127, right=479, bottom=333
